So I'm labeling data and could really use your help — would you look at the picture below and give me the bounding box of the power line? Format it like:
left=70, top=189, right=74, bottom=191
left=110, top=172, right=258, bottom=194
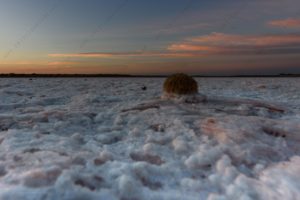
left=57, top=0, right=131, bottom=72
left=78, top=0, right=131, bottom=50
left=218, top=0, right=249, bottom=33
left=141, top=0, right=197, bottom=53
left=3, top=0, right=63, bottom=59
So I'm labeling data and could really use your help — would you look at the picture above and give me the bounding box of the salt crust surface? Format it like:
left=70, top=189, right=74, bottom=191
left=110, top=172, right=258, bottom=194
left=0, top=78, right=300, bottom=200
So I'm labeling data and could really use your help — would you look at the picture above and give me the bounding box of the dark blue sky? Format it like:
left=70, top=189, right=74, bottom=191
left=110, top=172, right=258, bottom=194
left=1, top=0, right=300, bottom=74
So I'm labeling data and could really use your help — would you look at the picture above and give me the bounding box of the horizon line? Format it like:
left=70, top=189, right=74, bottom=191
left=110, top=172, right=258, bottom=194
left=0, top=73, right=299, bottom=78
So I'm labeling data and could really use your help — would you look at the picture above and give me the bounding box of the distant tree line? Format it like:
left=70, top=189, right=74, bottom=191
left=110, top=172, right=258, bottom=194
left=0, top=73, right=133, bottom=78
left=0, top=73, right=299, bottom=78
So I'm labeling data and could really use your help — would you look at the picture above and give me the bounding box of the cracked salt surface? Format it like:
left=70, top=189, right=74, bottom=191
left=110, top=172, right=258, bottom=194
left=0, top=77, right=300, bottom=200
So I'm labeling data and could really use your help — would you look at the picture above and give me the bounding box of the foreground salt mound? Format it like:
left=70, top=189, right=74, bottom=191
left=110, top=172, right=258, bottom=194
left=0, top=78, right=300, bottom=200
left=163, top=73, right=198, bottom=96
left=162, top=73, right=207, bottom=103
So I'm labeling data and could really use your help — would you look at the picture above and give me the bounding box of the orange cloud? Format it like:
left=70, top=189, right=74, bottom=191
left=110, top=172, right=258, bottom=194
left=269, top=18, right=300, bottom=28
left=48, top=53, right=114, bottom=58
left=187, top=32, right=300, bottom=46
left=47, top=61, right=78, bottom=66
left=188, top=33, right=247, bottom=46
left=0, top=61, right=46, bottom=65
left=48, top=52, right=200, bottom=58
left=168, top=32, right=300, bottom=55
left=167, top=44, right=218, bottom=52
left=48, top=33, right=300, bottom=60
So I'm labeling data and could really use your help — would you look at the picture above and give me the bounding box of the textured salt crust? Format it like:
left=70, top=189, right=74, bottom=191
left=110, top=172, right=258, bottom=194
left=0, top=78, right=300, bottom=200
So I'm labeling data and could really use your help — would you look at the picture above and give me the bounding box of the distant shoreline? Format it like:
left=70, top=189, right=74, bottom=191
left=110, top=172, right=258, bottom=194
left=0, top=73, right=300, bottom=78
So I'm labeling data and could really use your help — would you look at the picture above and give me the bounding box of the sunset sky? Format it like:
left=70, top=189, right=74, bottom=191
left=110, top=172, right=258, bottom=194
left=1, top=0, right=300, bottom=75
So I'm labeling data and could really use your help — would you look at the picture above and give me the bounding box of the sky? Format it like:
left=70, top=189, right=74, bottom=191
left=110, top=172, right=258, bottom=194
left=0, top=0, right=300, bottom=75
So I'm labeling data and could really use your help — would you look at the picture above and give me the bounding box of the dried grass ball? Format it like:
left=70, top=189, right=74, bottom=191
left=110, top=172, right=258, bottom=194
left=163, top=73, right=198, bottom=95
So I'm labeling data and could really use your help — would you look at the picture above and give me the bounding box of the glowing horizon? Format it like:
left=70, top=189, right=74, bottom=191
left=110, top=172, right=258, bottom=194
left=1, top=0, right=300, bottom=75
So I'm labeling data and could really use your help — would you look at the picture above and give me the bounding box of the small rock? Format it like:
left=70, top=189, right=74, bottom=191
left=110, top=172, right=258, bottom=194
left=149, top=124, right=165, bottom=132
left=23, top=168, right=62, bottom=188
left=94, top=150, right=114, bottom=166
left=0, top=165, right=7, bottom=177
left=130, top=152, right=164, bottom=165
left=74, top=179, right=96, bottom=191
left=71, top=133, right=85, bottom=144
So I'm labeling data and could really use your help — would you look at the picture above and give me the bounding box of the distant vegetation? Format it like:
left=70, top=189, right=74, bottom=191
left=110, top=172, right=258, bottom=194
left=0, top=73, right=299, bottom=78
left=0, top=73, right=133, bottom=78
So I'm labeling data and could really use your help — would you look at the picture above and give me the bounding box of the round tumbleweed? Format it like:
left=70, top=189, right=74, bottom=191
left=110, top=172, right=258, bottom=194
left=163, top=73, right=198, bottom=95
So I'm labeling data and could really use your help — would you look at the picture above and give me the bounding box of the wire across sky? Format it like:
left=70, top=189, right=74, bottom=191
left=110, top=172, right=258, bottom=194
left=0, top=0, right=300, bottom=75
